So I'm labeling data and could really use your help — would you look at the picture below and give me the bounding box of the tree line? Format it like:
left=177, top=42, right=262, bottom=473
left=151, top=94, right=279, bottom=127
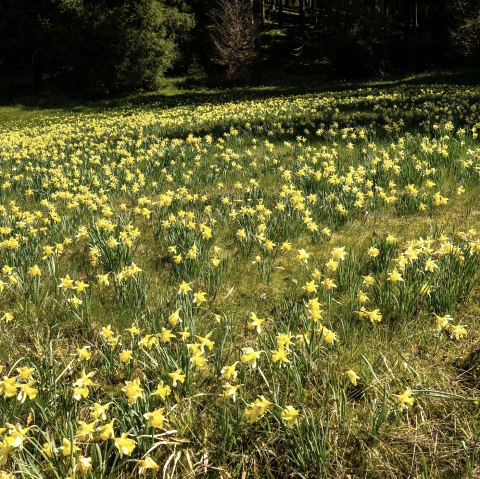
left=1, top=0, right=479, bottom=94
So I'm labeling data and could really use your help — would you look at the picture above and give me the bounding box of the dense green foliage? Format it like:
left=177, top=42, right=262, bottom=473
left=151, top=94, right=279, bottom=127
left=2, top=0, right=480, bottom=92
left=1, top=0, right=194, bottom=93
left=2, top=0, right=480, bottom=93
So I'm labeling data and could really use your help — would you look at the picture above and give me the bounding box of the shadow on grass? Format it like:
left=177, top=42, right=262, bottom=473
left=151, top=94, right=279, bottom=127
left=1, top=68, right=479, bottom=125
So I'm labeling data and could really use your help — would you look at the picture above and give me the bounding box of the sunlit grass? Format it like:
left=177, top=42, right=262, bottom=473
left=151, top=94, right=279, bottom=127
left=0, top=79, right=479, bottom=478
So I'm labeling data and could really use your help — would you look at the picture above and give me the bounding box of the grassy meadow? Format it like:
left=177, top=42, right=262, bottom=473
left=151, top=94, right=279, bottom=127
left=0, top=77, right=480, bottom=478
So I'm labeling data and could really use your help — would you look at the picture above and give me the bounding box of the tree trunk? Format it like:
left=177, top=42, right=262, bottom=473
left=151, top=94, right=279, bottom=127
left=253, top=0, right=265, bottom=24
left=299, top=0, right=305, bottom=34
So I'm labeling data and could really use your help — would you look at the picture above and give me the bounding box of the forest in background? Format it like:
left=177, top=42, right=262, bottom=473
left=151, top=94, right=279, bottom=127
left=1, top=0, right=480, bottom=95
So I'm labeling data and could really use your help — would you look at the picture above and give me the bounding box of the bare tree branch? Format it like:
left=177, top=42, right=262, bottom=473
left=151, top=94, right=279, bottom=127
left=211, top=0, right=259, bottom=81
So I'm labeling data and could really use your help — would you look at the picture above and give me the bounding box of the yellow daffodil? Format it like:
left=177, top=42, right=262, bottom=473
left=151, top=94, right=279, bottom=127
left=281, top=406, right=300, bottom=426
left=114, top=433, right=136, bottom=457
